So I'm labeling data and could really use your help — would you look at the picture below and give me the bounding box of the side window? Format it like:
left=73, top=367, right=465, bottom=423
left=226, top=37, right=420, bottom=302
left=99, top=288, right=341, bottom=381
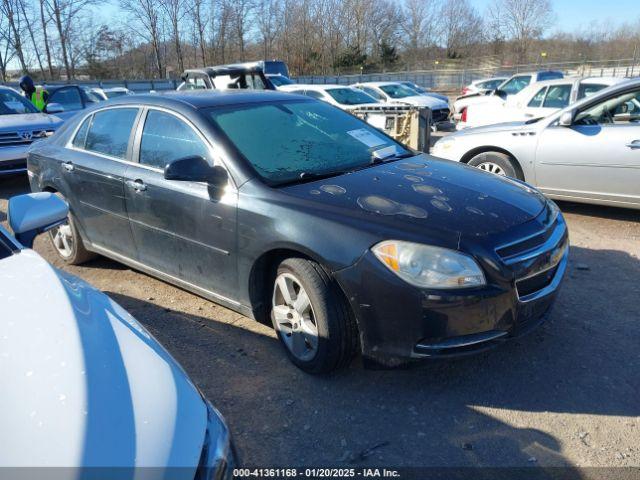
left=528, top=87, right=547, bottom=108
left=49, top=88, right=83, bottom=111
left=543, top=84, right=571, bottom=109
left=501, top=76, right=531, bottom=95
left=185, top=75, right=208, bottom=90
left=85, top=108, right=138, bottom=159
left=72, top=115, right=92, bottom=149
left=139, top=110, right=210, bottom=170
left=575, top=89, right=640, bottom=125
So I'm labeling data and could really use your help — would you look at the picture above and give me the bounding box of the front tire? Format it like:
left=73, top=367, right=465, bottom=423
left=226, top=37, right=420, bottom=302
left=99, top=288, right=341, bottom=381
left=270, top=258, right=357, bottom=374
left=468, top=151, right=522, bottom=180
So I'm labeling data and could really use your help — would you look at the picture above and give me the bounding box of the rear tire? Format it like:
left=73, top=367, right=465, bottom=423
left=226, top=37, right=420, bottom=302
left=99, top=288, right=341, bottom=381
left=48, top=194, right=95, bottom=265
left=468, top=151, right=522, bottom=180
left=270, top=258, right=358, bottom=374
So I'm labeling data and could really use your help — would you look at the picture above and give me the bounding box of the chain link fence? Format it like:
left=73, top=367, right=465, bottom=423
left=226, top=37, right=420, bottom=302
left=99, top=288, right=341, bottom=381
left=296, top=58, right=640, bottom=92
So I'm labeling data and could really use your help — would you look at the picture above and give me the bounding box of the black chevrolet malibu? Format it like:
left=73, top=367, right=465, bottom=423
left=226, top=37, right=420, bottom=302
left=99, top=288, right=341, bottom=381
left=27, top=90, right=568, bottom=373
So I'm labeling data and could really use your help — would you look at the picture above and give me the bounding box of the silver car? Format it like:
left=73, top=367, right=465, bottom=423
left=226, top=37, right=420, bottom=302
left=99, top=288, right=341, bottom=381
left=432, top=78, right=640, bottom=210
left=0, top=86, right=63, bottom=176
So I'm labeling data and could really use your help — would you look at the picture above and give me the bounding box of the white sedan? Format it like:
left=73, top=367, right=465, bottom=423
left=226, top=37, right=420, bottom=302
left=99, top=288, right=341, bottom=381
left=0, top=193, right=235, bottom=475
left=431, top=78, right=640, bottom=210
left=459, top=77, right=624, bottom=129
left=352, top=81, right=451, bottom=125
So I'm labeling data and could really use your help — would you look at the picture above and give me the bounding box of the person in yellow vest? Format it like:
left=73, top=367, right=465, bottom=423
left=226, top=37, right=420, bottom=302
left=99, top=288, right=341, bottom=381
left=18, top=75, right=49, bottom=111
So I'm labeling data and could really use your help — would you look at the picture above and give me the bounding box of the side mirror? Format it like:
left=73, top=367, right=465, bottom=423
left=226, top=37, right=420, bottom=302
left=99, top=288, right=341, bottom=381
left=164, top=156, right=228, bottom=188
left=8, top=192, right=69, bottom=248
left=45, top=102, right=64, bottom=114
left=494, top=89, right=507, bottom=100
left=558, top=109, right=575, bottom=126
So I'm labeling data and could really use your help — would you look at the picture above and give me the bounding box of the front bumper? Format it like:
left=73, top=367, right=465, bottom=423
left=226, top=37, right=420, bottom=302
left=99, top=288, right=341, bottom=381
left=0, top=145, right=29, bottom=175
left=334, top=217, right=568, bottom=366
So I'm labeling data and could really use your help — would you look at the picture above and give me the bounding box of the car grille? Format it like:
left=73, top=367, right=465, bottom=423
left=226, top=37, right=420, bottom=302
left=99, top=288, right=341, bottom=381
left=0, top=130, right=47, bottom=147
left=495, top=216, right=568, bottom=300
left=432, top=108, right=450, bottom=123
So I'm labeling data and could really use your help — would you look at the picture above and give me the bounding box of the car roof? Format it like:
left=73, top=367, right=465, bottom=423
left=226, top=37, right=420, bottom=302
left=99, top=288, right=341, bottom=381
left=104, top=89, right=308, bottom=109
left=472, top=77, right=507, bottom=84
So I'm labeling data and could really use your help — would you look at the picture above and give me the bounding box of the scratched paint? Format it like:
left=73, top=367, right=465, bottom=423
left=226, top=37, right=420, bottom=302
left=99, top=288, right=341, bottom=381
left=357, top=195, right=428, bottom=219
left=319, top=185, right=347, bottom=195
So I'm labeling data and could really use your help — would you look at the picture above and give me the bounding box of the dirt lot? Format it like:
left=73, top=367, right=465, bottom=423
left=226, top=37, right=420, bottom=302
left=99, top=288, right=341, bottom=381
left=1, top=173, right=639, bottom=470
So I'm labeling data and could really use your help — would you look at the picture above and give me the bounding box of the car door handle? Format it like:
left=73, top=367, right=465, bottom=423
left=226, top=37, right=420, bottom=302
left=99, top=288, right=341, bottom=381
left=625, top=140, right=640, bottom=150
left=126, top=179, right=147, bottom=191
left=62, top=161, right=74, bottom=172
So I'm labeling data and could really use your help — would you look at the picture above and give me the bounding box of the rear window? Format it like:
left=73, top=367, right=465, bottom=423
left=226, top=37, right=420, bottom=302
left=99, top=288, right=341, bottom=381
left=578, top=83, right=608, bottom=99
left=501, top=76, right=532, bottom=95
left=84, top=108, right=138, bottom=159
left=263, top=61, right=289, bottom=78
left=326, top=88, right=378, bottom=105
left=538, top=71, right=564, bottom=81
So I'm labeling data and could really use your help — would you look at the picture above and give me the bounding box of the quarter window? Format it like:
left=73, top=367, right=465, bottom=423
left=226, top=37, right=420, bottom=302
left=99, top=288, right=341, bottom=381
left=500, top=76, right=532, bottom=95
left=72, top=115, right=92, bottom=149
left=84, top=108, right=138, bottom=159
left=577, top=83, right=608, bottom=99
left=139, top=110, right=210, bottom=169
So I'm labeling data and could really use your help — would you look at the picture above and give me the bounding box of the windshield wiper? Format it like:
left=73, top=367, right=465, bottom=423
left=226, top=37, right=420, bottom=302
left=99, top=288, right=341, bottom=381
left=370, top=151, right=415, bottom=164
left=276, top=170, right=349, bottom=187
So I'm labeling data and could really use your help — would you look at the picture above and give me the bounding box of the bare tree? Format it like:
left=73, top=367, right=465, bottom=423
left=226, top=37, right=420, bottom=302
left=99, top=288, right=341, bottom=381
left=256, top=0, right=280, bottom=59
left=190, top=0, right=210, bottom=66
left=439, top=0, right=483, bottom=59
left=1, top=0, right=29, bottom=73
left=39, top=0, right=55, bottom=78
left=160, top=0, right=186, bottom=73
left=401, top=0, right=439, bottom=67
left=488, top=0, right=555, bottom=63
left=121, top=0, right=166, bottom=78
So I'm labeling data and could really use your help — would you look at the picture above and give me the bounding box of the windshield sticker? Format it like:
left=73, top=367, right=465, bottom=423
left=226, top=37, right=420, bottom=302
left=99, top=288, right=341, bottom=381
left=347, top=128, right=387, bottom=148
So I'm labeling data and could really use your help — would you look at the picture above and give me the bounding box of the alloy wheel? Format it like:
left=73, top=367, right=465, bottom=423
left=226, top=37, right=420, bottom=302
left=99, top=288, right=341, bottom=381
left=51, top=224, right=74, bottom=258
left=272, top=273, right=319, bottom=361
left=476, top=162, right=506, bottom=176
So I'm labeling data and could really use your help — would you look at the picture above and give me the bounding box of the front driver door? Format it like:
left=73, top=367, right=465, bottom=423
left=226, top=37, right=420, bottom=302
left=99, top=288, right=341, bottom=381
left=535, top=86, right=640, bottom=207
left=124, top=108, right=238, bottom=300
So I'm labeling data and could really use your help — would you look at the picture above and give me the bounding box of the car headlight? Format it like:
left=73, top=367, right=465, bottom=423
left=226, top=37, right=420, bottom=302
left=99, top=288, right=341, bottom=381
left=547, top=199, right=561, bottom=225
left=195, top=401, right=237, bottom=480
left=372, top=240, right=486, bottom=289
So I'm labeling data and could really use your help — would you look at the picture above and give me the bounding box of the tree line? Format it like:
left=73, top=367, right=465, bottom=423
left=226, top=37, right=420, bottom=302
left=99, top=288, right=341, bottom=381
left=1, top=0, right=639, bottom=82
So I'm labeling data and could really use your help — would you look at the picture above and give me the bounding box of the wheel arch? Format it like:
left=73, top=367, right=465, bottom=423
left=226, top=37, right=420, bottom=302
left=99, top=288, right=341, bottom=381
left=460, top=146, right=526, bottom=181
left=247, top=246, right=356, bottom=329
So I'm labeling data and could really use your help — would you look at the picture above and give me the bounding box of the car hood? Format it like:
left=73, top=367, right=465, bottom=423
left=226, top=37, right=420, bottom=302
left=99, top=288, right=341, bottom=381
left=393, top=95, right=449, bottom=109
left=281, top=155, right=546, bottom=237
left=453, top=120, right=534, bottom=136
left=0, top=251, right=207, bottom=470
left=0, top=112, right=63, bottom=132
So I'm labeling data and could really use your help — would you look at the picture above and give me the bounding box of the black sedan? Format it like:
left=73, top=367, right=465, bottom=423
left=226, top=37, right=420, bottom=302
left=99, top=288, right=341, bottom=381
left=27, top=90, right=568, bottom=373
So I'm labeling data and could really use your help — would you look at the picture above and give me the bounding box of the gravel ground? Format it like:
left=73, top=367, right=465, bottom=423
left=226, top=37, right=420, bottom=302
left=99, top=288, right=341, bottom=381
left=1, top=173, right=639, bottom=470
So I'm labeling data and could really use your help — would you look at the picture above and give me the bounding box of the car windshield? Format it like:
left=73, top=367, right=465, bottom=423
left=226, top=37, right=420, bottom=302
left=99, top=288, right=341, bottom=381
left=206, top=100, right=410, bottom=185
left=325, top=88, right=378, bottom=105
left=379, top=84, right=419, bottom=99
left=82, top=88, right=102, bottom=103
left=269, top=76, right=294, bottom=87
left=0, top=89, right=39, bottom=115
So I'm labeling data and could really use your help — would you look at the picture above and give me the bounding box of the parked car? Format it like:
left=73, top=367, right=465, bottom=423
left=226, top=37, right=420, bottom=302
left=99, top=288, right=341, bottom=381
left=353, top=81, right=451, bottom=127
left=28, top=90, right=568, bottom=372
left=460, top=77, right=508, bottom=97
left=279, top=83, right=382, bottom=107
left=458, top=77, right=624, bottom=129
left=177, top=62, right=275, bottom=91
left=40, top=85, right=103, bottom=121
left=453, top=71, right=565, bottom=121
left=398, top=81, right=450, bottom=104
left=432, top=78, right=640, bottom=209
left=0, top=86, right=63, bottom=176
left=103, top=87, right=135, bottom=98
left=0, top=192, right=236, bottom=475
left=266, top=74, right=295, bottom=88
left=261, top=60, right=290, bottom=78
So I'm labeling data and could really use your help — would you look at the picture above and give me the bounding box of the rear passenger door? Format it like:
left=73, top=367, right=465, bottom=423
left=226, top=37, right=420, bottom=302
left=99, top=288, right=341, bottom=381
left=64, top=107, right=140, bottom=258
left=124, top=108, right=238, bottom=300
